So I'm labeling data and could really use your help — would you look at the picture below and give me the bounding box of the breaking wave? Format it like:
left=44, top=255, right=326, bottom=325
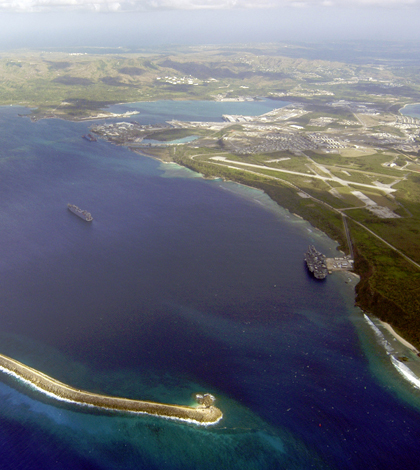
left=390, top=356, right=420, bottom=390
left=364, top=314, right=420, bottom=390
left=363, top=314, right=394, bottom=355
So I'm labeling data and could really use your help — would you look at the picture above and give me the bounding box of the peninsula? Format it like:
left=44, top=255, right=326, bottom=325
left=0, top=353, right=223, bottom=425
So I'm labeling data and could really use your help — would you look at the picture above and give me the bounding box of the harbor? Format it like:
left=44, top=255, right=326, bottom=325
left=305, top=245, right=354, bottom=279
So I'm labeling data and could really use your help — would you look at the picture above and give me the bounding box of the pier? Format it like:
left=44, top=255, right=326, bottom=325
left=305, top=245, right=354, bottom=278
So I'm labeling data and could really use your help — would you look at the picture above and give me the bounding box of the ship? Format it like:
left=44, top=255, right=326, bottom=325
left=82, top=133, right=97, bottom=142
left=304, top=245, right=328, bottom=279
left=67, top=204, right=93, bottom=222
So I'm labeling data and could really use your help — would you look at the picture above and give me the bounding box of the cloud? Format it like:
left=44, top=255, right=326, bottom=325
left=0, top=0, right=418, bottom=12
left=0, top=0, right=122, bottom=11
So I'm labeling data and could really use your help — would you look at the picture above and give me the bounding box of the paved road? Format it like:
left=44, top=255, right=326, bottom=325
left=341, top=214, right=355, bottom=259
left=209, top=157, right=397, bottom=194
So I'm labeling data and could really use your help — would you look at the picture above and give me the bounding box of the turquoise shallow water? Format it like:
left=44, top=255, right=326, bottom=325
left=0, top=102, right=420, bottom=469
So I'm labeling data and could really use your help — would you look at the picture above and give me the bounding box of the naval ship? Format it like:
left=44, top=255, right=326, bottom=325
left=67, top=204, right=93, bottom=222
left=304, top=245, right=328, bottom=279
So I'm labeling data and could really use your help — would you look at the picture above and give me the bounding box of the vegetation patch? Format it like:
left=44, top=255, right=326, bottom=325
left=119, top=67, right=145, bottom=76
left=52, top=76, right=94, bottom=86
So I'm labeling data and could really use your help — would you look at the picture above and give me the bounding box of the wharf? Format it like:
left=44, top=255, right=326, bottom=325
left=325, top=256, right=354, bottom=272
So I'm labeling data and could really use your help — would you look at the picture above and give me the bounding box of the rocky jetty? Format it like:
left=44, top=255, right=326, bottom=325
left=0, top=353, right=223, bottom=425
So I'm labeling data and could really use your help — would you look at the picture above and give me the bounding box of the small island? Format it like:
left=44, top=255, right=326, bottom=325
left=0, top=353, right=223, bottom=425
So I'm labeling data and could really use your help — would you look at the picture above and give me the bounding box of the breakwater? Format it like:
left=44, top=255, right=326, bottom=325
left=0, top=353, right=223, bottom=425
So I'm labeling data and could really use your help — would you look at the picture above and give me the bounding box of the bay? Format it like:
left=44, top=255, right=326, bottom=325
left=0, top=101, right=419, bottom=470
left=400, top=103, right=420, bottom=118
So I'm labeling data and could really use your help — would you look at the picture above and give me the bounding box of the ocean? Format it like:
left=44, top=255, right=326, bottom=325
left=0, top=101, right=420, bottom=470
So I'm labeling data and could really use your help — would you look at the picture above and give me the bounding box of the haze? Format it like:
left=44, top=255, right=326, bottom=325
left=0, top=1, right=419, bottom=50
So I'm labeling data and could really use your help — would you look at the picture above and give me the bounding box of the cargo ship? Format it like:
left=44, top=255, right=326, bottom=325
left=68, top=204, right=93, bottom=222
left=304, top=245, right=328, bottom=279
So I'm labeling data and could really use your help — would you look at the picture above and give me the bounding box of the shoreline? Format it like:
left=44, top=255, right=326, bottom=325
left=30, top=110, right=140, bottom=123
left=19, top=101, right=420, bottom=381
left=378, top=320, right=420, bottom=355
left=127, top=134, right=420, bottom=358
left=0, top=353, right=223, bottom=426
left=399, top=102, right=420, bottom=114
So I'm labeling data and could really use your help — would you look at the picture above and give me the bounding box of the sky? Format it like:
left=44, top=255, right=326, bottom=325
left=0, top=0, right=419, bottom=49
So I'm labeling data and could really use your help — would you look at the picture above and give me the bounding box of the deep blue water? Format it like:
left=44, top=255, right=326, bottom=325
left=0, top=102, right=420, bottom=470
